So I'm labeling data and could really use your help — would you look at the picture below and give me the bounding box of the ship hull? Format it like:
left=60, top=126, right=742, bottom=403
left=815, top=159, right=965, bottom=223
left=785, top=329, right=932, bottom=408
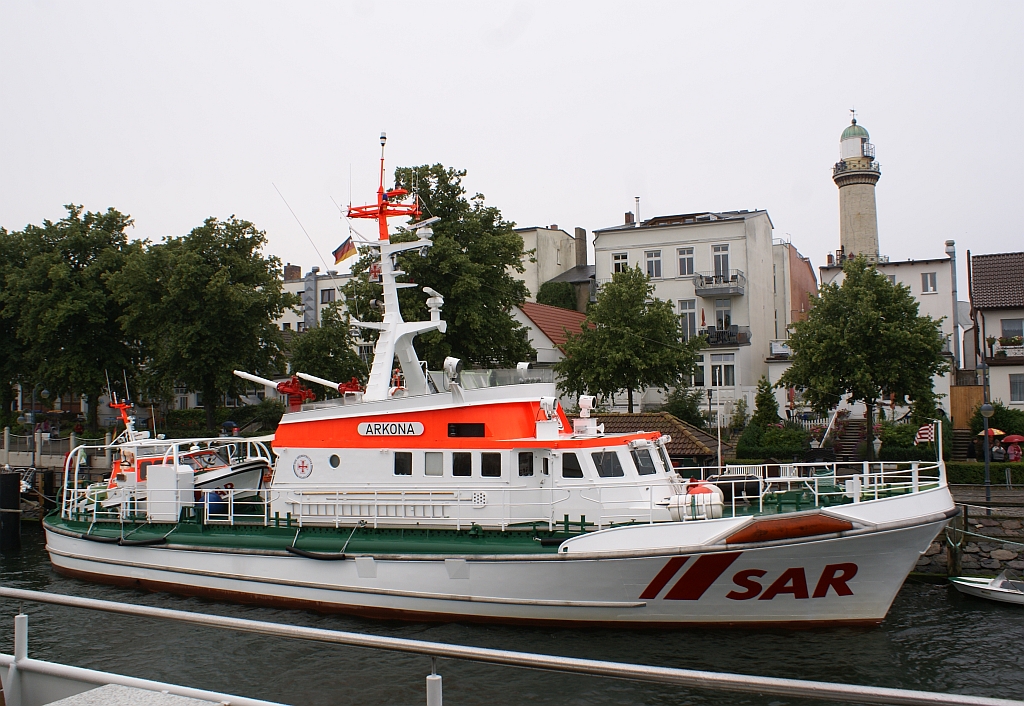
left=44, top=513, right=950, bottom=627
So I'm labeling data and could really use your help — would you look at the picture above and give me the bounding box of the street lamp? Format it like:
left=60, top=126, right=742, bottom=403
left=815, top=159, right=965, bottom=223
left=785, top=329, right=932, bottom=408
left=980, top=402, right=994, bottom=513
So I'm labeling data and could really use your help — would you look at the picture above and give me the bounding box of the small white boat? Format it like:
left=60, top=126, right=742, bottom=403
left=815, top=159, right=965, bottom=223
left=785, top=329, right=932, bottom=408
left=950, top=571, right=1024, bottom=605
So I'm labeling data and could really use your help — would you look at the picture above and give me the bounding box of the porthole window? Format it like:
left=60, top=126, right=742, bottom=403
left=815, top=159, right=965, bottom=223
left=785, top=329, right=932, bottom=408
left=329, top=454, right=340, bottom=468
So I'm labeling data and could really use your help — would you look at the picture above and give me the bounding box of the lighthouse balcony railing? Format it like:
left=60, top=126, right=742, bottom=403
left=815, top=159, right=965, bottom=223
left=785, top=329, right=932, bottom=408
left=833, top=160, right=881, bottom=176
left=693, top=270, right=745, bottom=296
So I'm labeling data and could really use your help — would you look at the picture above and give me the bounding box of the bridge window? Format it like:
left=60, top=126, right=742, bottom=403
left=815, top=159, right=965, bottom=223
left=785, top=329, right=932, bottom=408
left=424, top=452, right=442, bottom=476
left=394, top=452, right=412, bottom=476
left=630, top=448, right=657, bottom=476
left=591, top=451, right=624, bottom=478
left=453, top=452, right=472, bottom=477
left=481, top=453, right=502, bottom=477
left=449, top=423, right=485, bottom=437
left=518, top=452, right=534, bottom=476
left=561, top=452, right=583, bottom=478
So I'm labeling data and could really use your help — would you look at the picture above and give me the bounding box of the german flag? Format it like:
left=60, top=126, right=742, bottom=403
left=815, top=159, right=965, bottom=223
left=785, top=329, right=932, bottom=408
left=332, top=237, right=356, bottom=264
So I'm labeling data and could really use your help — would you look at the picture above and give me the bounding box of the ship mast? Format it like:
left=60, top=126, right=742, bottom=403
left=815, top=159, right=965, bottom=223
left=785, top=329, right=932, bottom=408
left=347, top=134, right=447, bottom=402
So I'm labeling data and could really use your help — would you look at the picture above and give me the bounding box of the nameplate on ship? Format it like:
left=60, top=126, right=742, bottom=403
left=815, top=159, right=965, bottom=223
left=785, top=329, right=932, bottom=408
left=358, top=421, right=424, bottom=436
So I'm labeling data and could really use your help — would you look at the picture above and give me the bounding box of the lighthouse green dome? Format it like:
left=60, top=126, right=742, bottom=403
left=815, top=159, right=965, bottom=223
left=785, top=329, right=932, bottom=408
left=842, top=119, right=869, bottom=140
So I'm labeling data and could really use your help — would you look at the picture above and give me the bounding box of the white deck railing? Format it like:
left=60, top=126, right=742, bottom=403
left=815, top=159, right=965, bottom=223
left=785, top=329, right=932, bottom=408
left=60, top=460, right=944, bottom=533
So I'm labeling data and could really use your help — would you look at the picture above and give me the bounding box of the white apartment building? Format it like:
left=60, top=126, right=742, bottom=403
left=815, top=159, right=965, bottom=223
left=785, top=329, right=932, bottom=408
left=593, top=210, right=817, bottom=418
left=513, top=225, right=581, bottom=301
left=967, top=251, right=1024, bottom=410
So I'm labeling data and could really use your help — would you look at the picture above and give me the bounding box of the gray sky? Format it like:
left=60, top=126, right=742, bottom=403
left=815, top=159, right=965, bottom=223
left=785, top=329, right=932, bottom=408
left=2, top=1, right=1021, bottom=286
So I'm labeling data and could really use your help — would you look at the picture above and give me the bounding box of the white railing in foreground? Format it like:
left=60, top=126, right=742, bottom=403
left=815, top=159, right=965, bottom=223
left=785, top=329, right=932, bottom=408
left=0, top=587, right=1018, bottom=706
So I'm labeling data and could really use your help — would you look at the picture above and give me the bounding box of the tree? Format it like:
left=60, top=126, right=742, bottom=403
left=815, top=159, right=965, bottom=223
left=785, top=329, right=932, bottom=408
left=0, top=205, right=139, bottom=431
left=288, top=304, right=367, bottom=398
left=0, top=226, right=29, bottom=426
left=750, top=376, right=781, bottom=429
left=342, top=164, right=534, bottom=368
left=110, top=217, right=297, bottom=431
left=779, top=256, right=949, bottom=459
left=662, top=385, right=708, bottom=429
left=536, top=281, right=578, bottom=311
left=556, top=266, right=704, bottom=412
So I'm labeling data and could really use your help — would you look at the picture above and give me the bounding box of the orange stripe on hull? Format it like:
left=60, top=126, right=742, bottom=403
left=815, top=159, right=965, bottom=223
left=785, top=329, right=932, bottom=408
left=726, top=515, right=854, bottom=544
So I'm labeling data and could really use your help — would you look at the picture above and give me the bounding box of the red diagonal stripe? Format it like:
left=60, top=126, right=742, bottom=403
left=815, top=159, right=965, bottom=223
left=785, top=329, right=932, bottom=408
left=639, top=556, right=689, bottom=600
left=663, top=552, right=743, bottom=600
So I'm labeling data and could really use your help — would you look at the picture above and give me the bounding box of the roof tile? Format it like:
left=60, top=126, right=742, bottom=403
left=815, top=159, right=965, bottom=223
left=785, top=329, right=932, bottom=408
left=518, top=301, right=589, bottom=349
left=971, top=252, right=1024, bottom=309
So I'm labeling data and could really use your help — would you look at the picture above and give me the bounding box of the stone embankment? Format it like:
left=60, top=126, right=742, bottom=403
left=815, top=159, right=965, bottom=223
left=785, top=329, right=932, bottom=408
left=915, top=516, right=1024, bottom=576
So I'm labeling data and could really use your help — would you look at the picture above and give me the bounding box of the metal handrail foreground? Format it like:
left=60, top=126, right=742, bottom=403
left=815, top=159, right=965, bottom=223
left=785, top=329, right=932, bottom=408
left=0, top=587, right=1019, bottom=706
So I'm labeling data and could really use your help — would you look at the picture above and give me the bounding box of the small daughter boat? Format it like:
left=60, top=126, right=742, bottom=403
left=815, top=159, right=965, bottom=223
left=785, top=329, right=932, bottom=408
left=950, top=572, right=1024, bottom=606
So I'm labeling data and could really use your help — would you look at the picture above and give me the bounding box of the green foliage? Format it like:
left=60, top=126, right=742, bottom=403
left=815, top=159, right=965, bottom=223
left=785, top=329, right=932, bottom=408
left=164, top=398, right=285, bottom=433
left=342, top=164, right=534, bottom=368
left=737, top=419, right=809, bottom=459
left=0, top=205, right=139, bottom=431
left=556, top=266, right=705, bottom=412
left=969, top=401, right=1024, bottom=436
left=879, top=422, right=917, bottom=448
left=287, top=304, right=367, bottom=398
left=536, top=281, right=578, bottom=311
left=945, top=462, right=1024, bottom=485
left=730, top=397, right=749, bottom=433
left=109, top=216, right=297, bottom=431
left=779, top=256, right=949, bottom=417
left=750, top=376, right=781, bottom=429
left=662, top=386, right=708, bottom=429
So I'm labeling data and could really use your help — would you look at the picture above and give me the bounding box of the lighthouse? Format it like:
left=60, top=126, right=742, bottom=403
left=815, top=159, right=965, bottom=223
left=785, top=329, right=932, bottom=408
left=833, top=115, right=881, bottom=260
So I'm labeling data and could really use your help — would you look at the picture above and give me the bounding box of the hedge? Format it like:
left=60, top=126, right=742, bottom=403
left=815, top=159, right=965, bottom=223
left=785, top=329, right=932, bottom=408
left=164, top=399, right=284, bottom=432
left=945, top=462, right=1024, bottom=485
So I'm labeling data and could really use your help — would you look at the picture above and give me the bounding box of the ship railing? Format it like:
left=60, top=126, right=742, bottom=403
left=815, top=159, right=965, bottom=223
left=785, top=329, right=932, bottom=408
left=276, top=485, right=576, bottom=532
left=690, top=460, right=942, bottom=518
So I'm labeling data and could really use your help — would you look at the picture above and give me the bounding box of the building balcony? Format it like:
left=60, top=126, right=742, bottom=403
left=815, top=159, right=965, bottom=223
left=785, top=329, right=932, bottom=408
left=701, top=325, right=751, bottom=347
left=985, top=342, right=1024, bottom=366
left=693, top=270, right=745, bottom=296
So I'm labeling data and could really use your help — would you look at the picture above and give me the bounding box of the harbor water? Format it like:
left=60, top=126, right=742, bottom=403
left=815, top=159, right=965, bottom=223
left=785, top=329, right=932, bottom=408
left=3, top=524, right=1023, bottom=706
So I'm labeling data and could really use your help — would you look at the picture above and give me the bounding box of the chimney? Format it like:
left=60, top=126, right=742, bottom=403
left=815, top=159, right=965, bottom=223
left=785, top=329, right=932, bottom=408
left=574, top=227, right=587, bottom=267
left=284, top=263, right=301, bottom=281
left=549, top=224, right=559, bottom=231
left=624, top=211, right=634, bottom=225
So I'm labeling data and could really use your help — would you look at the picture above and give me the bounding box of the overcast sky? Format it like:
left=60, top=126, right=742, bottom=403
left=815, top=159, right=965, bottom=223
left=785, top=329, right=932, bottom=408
left=2, top=2, right=1021, bottom=287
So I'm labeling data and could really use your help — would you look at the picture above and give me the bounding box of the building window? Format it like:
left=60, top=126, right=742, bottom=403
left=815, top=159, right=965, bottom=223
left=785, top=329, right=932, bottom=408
left=715, top=299, right=731, bottom=329
left=394, top=451, right=412, bottom=476
left=886, top=275, right=896, bottom=285
left=358, top=345, right=373, bottom=364
left=296, top=322, right=306, bottom=332
left=481, top=453, right=502, bottom=477
left=424, top=452, right=443, bottom=476
left=1002, top=319, right=1024, bottom=339
left=678, top=247, right=694, bottom=276
left=713, top=244, right=729, bottom=277
left=282, top=322, right=291, bottom=331
left=678, top=299, right=697, bottom=340
left=612, top=252, right=628, bottom=273
left=645, top=250, right=662, bottom=278
left=1011, top=374, right=1024, bottom=403
left=711, top=353, right=735, bottom=387
left=452, top=452, right=472, bottom=477
left=921, top=273, right=937, bottom=293
left=321, top=288, right=336, bottom=304
left=693, top=359, right=705, bottom=387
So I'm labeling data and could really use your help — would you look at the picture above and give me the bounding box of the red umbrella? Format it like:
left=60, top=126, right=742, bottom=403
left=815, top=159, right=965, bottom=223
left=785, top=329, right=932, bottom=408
left=1002, top=434, right=1024, bottom=443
